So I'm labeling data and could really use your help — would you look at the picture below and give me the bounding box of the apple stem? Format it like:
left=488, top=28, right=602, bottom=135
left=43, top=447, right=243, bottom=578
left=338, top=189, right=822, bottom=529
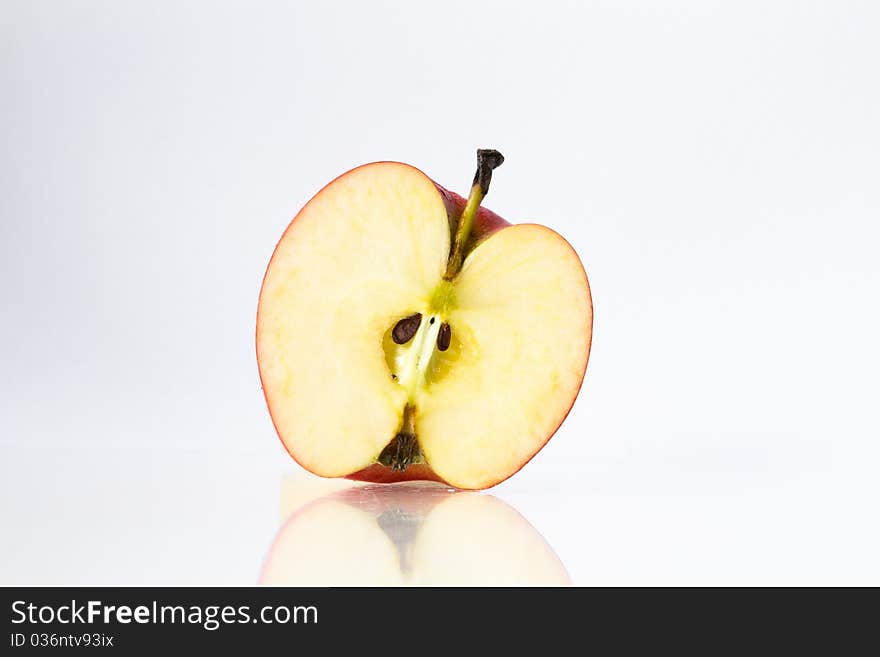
left=444, top=149, right=504, bottom=280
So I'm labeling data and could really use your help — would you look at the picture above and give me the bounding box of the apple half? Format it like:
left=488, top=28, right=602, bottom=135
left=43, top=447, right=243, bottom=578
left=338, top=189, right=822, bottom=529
left=257, top=150, right=592, bottom=489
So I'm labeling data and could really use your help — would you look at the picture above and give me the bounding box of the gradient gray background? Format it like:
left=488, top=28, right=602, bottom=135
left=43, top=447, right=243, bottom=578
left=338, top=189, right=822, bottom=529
left=2, top=0, right=878, bottom=584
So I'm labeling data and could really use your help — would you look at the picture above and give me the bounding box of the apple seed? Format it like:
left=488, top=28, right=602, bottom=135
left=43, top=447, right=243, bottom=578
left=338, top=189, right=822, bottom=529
left=437, top=322, right=451, bottom=351
left=392, top=313, right=422, bottom=344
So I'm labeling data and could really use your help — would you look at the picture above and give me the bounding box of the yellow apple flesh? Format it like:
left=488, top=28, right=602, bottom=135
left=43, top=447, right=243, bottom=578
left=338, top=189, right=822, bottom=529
left=257, top=157, right=592, bottom=489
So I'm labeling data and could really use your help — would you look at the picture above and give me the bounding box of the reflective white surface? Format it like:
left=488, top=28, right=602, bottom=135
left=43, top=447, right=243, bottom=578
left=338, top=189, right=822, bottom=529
left=2, top=444, right=877, bottom=586
left=259, top=478, right=570, bottom=586
left=2, top=2, right=879, bottom=585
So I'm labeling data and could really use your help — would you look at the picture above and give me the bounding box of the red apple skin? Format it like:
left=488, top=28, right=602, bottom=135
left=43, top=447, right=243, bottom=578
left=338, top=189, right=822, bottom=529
left=434, top=184, right=511, bottom=248
left=258, top=162, right=592, bottom=490
left=347, top=463, right=445, bottom=485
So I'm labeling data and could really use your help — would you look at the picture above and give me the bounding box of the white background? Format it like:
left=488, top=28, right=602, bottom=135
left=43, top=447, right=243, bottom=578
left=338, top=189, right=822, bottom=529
left=2, top=1, right=878, bottom=585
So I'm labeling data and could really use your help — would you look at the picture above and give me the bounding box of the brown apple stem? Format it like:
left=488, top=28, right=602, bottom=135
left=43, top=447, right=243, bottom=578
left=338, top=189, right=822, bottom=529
left=444, top=149, right=505, bottom=280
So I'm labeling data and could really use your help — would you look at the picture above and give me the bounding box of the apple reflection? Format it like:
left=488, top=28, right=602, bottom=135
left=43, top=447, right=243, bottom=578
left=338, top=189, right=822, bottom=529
left=259, top=477, right=570, bottom=586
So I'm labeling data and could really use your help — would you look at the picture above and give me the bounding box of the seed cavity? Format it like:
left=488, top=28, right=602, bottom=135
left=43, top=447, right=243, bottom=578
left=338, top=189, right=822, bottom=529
left=392, top=313, right=422, bottom=344
left=437, top=322, right=451, bottom=351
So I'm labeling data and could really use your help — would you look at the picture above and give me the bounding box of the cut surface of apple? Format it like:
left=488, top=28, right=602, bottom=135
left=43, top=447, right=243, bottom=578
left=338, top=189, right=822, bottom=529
left=257, top=151, right=592, bottom=489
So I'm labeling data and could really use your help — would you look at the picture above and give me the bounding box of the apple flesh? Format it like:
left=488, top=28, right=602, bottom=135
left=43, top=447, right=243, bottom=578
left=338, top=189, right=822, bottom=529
left=257, top=151, right=592, bottom=489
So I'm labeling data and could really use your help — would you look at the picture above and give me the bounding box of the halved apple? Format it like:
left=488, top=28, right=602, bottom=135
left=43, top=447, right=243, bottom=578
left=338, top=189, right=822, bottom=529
left=257, top=150, right=592, bottom=489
